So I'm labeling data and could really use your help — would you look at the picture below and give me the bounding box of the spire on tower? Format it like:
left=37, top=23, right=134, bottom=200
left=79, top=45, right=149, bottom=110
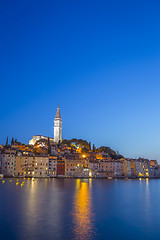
left=55, top=105, right=61, bottom=119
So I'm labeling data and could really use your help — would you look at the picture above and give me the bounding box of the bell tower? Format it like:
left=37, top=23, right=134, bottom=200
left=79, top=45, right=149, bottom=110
left=54, top=105, right=62, bottom=143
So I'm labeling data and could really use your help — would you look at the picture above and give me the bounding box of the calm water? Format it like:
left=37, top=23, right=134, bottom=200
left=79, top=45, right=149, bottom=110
left=0, top=178, right=160, bottom=240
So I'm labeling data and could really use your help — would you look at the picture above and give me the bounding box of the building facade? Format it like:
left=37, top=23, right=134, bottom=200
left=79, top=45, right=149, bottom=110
left=54, top=105, right=62, bottom=143
left=49, top=156, right=57, bottom=177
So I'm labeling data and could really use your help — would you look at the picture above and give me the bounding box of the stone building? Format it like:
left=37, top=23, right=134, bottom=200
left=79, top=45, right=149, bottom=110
left=65, top=159, right=87, bottom=177
left=54, top=105, right=62, bottom=143
left=1, top=149, right=16, bottom=177
left=113, top=161, right=123, bottom=177
left=99, top=160, right=114, bottom=177
left=123, top=159, right=131, bottom=177
left=57, top=159, right=65, bottom=177
left=49, top=156, right=57, bottom=177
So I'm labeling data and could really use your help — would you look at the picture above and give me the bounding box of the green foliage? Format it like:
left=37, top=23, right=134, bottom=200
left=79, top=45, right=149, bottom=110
left=5, top=137, right=8, bottom=147
left=81, top=147, right=89, bottom=154
left=111, top=154, right=124, bottom=160
left=11, top=137, right=14, bottom=145
left=61, top=139, right=70, bottom=146
left=96, top=146, right=117, bottom=156
left=57, top=140, right=61, bottom=147
left=92, top=144, right=96, bottom=152
left=61, top=139, right=123, bottom=157
left=62, top=138, right=90, bottom=148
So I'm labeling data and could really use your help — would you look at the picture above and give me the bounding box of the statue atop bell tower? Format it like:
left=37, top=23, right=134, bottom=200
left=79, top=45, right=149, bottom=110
left=54, top=105, right=62, bottom=143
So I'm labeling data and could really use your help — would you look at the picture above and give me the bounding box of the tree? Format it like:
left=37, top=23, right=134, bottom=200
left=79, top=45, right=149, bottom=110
left=5, top=137, right=8, bottom=147
left=57, top=140, right=61, bottom=147
left=92, top=144, right=96, bottom=152
left=48, top=137, right=51, bottom=155
left=81, top=147, right=89, bottom=154
left=88, top=142, right=91, bottom=151
left=61, top=139, right=71, bottom=146
left=11, top=137, right=14, bottom=145
left=96, top=146, right=116, bottom=156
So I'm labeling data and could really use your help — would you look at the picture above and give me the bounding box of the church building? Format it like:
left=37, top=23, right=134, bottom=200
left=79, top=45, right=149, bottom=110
left=54, top=105, right=62, bottom=143
left=29, top=105, right=62, bottom=145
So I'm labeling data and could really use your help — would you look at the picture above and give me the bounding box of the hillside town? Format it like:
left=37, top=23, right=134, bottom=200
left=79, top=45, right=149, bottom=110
left=0, top=106, right=159, bottom=179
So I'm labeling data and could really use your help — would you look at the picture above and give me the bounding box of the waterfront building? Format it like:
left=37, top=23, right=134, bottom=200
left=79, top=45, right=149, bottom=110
left=99, top=160, right=108, bottom=172
left=65, top=159, right=88, bottom=177
left=99, top=160, right=114, bottom=177
left=135, top=158, right=149, bottom=177
left=113, top=161, right=123, bottom=177
left=14, top=153, right=25, bottom=177
left=156, top=165, right=160, bottom=178
left=1, top=151, right=15, bottom=177
left=54, top=105, right=62, bottom=143
left=23, top=156, right=35, bottom=177
left=33, top=156, right=49, bottom=177
left=129, top=159, right=136, bottom=177
left=57, top=159, right=65, bottom=177
left=15, top=154, right=49, bottom=178
left=89, top=160, right=100, bottom=171
left=150, top=160, right=158, bottom=168
left=49, top=156, right=57, bottom=177
left=123, top=159, right=131, bottom=177
left=149, top=165, right=156, bottom=178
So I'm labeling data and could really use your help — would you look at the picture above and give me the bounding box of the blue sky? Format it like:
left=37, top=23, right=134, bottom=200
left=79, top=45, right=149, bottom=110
left=1, top=0, right=160, bottom=160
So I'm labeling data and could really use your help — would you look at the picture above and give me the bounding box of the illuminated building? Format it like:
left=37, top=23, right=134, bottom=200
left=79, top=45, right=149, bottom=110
left=29, top=135, right=54, bottom=146
left=33, top=156, right=49, bottom=177
left=1, top=149, right=16, bottom=177
left=135, top=158, right=150, bottom=177
left=54, top=105, right=62, bottom=143
left=123, top=159, right=131, bottom=177
left=48, top=156, right=57, bottom=177
left=113, top=161, right=123, bottom=177
left=57, top=159, right=65, bottom=177
left=14, top=153, right=25, bottom=177
left=65, top=159, right=89, bottom=177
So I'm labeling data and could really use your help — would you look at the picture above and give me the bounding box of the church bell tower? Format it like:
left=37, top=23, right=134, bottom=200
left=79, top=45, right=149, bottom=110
left=54, top=105, right=62, bottom=143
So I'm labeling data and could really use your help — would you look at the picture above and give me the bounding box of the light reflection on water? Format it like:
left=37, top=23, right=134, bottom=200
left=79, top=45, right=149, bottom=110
left=72, top=179, right=95, bottom=240
left=1, top=179, right=160, bottom=240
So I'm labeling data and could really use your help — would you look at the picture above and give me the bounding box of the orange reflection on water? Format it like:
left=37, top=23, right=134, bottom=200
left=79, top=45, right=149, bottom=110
left=73, top=180, right=95, bottom=240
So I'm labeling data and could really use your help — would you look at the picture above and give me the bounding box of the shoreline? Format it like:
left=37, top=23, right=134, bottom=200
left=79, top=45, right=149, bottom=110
left=0, top=176, right=159, bottom=180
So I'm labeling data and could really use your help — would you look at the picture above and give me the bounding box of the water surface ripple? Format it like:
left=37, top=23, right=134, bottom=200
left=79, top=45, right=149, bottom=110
left=0, top=178, right=160, bottom=240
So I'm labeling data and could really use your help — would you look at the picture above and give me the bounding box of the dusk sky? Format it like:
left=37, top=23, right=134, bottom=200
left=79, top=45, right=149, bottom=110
left=1, top=0, right=160, bottom=160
